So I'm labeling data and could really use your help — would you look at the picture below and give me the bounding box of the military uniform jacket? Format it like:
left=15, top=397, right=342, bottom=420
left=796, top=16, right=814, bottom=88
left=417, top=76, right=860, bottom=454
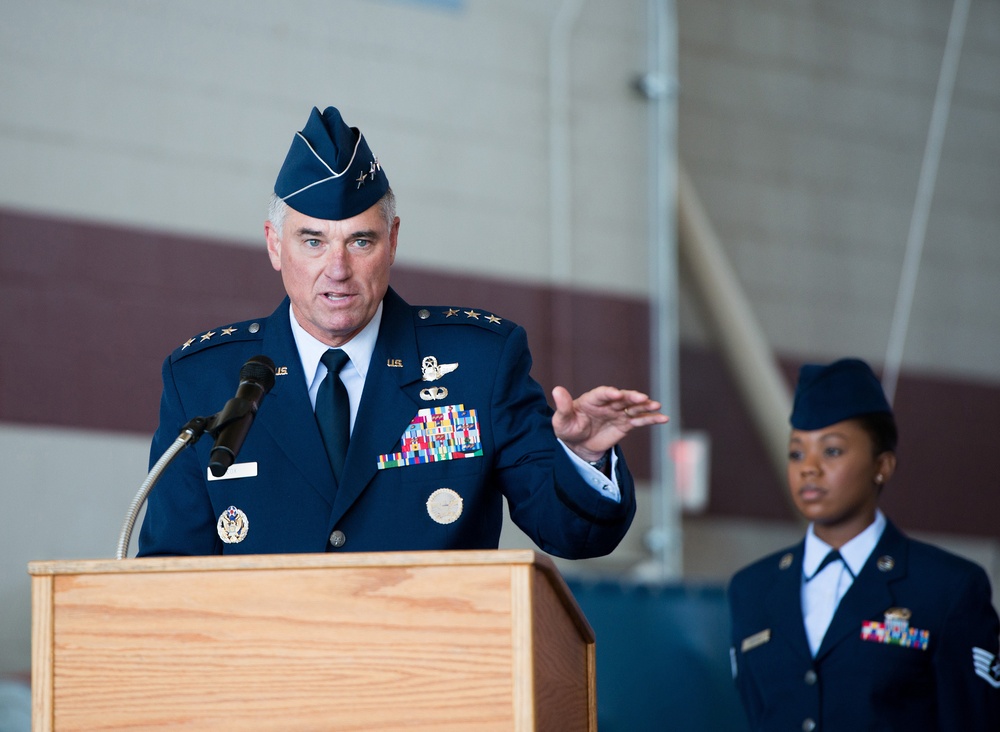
left=728, top=520, right=1000, bottom=731
left=138, top=288, right=635, bottom=559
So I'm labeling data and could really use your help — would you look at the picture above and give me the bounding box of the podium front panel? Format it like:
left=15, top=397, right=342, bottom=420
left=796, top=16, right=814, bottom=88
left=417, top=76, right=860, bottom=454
left=30, top=551, right=594, bottom=731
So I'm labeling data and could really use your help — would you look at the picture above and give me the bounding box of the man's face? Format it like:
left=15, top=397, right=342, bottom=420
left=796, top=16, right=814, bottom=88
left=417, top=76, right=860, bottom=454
left=265, top=203, right=399, bottom=347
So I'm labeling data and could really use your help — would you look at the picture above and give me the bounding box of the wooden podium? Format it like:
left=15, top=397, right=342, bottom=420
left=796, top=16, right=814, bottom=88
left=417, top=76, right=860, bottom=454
left=29, top=550, right=596, bottom=731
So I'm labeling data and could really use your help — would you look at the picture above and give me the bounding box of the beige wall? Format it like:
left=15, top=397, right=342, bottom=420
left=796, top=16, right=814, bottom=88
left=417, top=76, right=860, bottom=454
left=675, top=0, right=1000, bottom=382
left=5, top=0, right=998, bottom=373
left=0, top=0, right=649, bottom=291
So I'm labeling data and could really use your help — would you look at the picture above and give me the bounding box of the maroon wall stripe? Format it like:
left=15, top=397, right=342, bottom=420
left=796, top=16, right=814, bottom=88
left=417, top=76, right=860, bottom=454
left=2, top=207, right=998, bottom=537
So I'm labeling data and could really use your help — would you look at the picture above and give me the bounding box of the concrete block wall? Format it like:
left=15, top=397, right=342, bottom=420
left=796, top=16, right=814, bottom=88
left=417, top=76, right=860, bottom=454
left=676, top=0, right=1000, bottom=382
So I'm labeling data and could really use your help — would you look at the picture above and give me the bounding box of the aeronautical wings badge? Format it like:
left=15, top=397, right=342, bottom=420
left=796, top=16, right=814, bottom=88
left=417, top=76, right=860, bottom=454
left=421, top=356, right=458, bottom=382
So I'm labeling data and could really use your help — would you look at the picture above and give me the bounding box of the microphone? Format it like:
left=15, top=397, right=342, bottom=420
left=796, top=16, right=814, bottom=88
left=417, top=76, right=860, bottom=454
left=208, top=355, right=276, bottom=477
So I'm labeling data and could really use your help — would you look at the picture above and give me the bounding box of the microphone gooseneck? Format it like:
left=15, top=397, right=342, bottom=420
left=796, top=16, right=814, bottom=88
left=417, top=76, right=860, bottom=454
left=117, top=356, right=276, bottom=559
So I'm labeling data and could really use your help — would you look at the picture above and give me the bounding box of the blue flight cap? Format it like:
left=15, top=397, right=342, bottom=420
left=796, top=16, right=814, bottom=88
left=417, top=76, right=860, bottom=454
left=790, top=358, right=893, bottom=430
left=274, top=106, right=389, bottom=220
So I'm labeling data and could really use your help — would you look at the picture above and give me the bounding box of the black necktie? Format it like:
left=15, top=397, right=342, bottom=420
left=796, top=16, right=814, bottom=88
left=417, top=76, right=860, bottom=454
left=316, top=349, right=351, bottom=483
left=806, top=549, right=855, bottom=582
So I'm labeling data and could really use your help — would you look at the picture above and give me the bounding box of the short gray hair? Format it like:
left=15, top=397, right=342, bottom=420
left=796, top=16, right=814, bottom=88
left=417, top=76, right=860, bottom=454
left=267, top=188, right=397, bottom=236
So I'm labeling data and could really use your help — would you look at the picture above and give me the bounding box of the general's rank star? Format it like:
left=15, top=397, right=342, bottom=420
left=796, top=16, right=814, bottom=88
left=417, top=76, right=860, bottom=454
left=464, top=309, right=480, bottom=319
left=200, top=330, right=215, bottom=342
left=486, top=314, right=502, bottom=325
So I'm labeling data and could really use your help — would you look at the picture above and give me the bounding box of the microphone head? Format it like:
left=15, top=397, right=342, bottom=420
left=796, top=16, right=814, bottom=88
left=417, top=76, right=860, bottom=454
left=240, top=355, right=276, bottom=394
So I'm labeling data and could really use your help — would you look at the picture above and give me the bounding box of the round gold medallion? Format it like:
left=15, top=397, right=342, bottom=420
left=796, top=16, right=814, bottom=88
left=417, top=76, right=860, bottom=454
left=426, top=488, right=463, bottom=525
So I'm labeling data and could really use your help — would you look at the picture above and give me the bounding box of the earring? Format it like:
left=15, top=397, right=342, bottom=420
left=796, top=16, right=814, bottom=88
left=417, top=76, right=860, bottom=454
left=875, top=474, right=883, bottom=485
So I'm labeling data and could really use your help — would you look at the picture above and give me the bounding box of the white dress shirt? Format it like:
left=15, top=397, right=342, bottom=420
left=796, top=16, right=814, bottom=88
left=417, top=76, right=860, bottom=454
left=801, top=509, right=887, bottom=655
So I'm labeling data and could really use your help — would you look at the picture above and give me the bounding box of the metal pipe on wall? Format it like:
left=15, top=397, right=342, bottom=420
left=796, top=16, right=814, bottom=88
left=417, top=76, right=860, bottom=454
left=549, top=0, right=684, bottom=578
left=643, top=0, right=682, bottom=580
left=548, top=0, right=585, bottom=389
left=548, top=0, right=584, bottom=288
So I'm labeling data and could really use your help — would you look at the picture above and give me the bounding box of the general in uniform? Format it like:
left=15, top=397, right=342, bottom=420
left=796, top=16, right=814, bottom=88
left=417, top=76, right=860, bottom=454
left=138, top=105, right=666, bottom=558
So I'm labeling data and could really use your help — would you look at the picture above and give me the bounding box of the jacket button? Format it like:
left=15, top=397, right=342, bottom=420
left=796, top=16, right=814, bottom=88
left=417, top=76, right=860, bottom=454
left=329, top=530, right=347, bottom=548
left=802, top=719, right=816, bottom=732
left=804, top=670, right=817, bottom=685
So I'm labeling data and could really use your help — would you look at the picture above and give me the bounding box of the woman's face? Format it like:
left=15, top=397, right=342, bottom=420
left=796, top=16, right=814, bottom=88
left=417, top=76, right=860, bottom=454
left=787, top=418, right=895, bottom=545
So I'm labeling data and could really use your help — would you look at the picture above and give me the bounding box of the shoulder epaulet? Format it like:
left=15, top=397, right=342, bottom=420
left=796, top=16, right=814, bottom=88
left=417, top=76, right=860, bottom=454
left=411, top=305, right=517, bottom=335
left=169, top=316, right=267, bottom=362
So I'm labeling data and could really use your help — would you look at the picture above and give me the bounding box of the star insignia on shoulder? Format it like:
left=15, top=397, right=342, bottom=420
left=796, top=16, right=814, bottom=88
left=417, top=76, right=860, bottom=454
left=444, top=308, right=460, bottom=317
left=181, top=338, right=195, bottom=350
left=464, top=309, right=481, bottom=319
left=221, top=327, right=237, bottom=336
left=200, top=330, right=216, bottom=342
left=486, top=314, right=502, bottom=325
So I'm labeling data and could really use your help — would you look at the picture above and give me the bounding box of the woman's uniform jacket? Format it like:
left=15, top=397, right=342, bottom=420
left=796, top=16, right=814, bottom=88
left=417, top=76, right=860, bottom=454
left=729, top=520, right=1000, bottom=731
left=138, top=287, right=635, bottom=559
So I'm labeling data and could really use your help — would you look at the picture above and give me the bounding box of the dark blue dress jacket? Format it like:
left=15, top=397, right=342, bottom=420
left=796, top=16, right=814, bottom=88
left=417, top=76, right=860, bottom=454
left=138, top=288, right=635, bottom=559
left=728, top=520, right=1000, bottom=731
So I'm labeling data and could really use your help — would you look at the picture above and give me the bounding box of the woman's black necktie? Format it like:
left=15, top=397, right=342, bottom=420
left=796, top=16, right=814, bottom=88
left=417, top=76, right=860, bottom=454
left=806, top=549, right=855, bottom=582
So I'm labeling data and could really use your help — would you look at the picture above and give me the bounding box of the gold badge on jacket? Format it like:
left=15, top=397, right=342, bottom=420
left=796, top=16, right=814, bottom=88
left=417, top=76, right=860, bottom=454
left=426, top=488, right=463, bottom=525
left=217, top=506, right=249, bottom=544
left=420, top=386, right=449, bottom=401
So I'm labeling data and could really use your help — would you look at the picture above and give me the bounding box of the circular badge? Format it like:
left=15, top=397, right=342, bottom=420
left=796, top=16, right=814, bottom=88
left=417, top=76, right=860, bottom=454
left=426, top=488, right=463, bottom=525
left=778, top=553, right=793, bottom=570
left=876, top=555, right=895, bottom=572
left=217, top=505, right=249, bottom=544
